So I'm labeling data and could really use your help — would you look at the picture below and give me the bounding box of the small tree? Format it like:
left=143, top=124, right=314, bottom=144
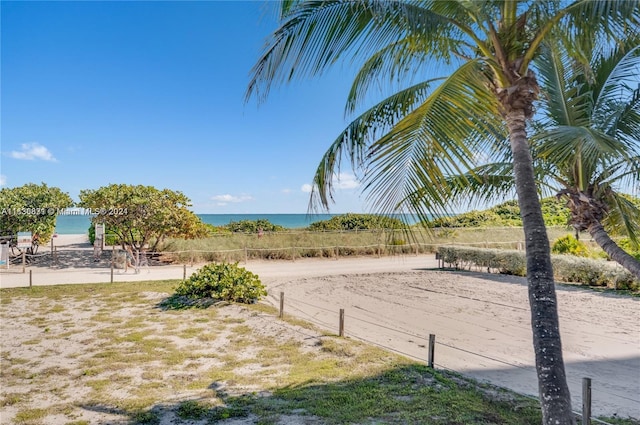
left=0, top=183, right=74, bottom=252
left=78, top=184, right=208, bottom=252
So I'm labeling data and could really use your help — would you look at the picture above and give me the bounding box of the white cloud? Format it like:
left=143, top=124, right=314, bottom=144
left=333, top=172, right=360, bottom=190
left=281, top=188, right=292, bottom=194
left=10, top=143, right=57, bottom=161
left=210, top=194, right=253, bottom=206
left=0, top=175, right=6, bottom=186
left=300, top=173, right=360, bottom=194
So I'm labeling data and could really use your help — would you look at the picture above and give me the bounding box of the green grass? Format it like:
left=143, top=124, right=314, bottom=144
left=1, top=279, right=636, bottom=425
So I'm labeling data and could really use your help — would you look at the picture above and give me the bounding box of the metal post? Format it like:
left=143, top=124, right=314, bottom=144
left=22, top=251, right=26, bottom=273
left=111, top=246, right=115, bottom=283
left=183, top=264, right=187, bottom=281
left=339, top=309, right=345, bottom=337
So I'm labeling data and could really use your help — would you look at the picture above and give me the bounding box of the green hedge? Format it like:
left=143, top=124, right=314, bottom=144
left=436, top=246, right=639, bottom=290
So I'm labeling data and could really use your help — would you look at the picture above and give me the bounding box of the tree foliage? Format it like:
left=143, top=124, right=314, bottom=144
left=0, top=183, right=74, bottom=248
left=78, top=184, right=208, bottom=251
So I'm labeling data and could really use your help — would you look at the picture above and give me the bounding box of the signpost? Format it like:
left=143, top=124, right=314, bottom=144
left=95, top=223, right=105, bottom=249
left=17, top=232, right=32, bottom=249
left=0, top=243, right=8, bottom=269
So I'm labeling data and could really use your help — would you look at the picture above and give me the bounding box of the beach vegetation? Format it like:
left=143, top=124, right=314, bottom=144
left=552, top=235, right=590, bottom=258
left=225, top=218, right=285, bottom=233
left=427, top=198, right=571, bottom=228
left=246, top=2, right=638, bottom=421
left=170, top=262, right=266, bottom=305
left=437, top=246, right=639, bottom=291
left=308, top=213, right=407, bottom=231
left=0, top=182, right=74, bottom=249
left=78, top=184, right=209, bottom=252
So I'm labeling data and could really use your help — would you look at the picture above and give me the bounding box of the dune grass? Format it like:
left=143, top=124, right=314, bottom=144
left=160, top=226, right=577, bottom=263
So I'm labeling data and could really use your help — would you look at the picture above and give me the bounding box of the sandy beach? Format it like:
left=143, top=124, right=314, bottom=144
left=1, top=234, right=639, bottom=419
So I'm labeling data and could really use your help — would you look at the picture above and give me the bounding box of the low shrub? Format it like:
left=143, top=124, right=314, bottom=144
left=308, top=213, right=407, bottom=231
left=436, top=246, right=639, bottom=290
left=552, top=235, right=589, bottom=257
left=618, top=237, right=640, bottom=260
left=174, top=262, right=266, bottom=304
left=225, top=219, right=284, bottom=233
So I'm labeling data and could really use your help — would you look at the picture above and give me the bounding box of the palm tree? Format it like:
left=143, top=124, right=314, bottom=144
left=537, top=38, right=640, bottom=277
left=455, top=37, right=640, bottom=278
left=247, top=2, right=639, bottom=423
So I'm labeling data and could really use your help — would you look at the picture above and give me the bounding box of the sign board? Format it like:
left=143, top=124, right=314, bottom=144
left=0, top=243, right=8, bottom=268
left=17, top=232, right=32, bottom=249
left=95, top=223, right=105, bottom=240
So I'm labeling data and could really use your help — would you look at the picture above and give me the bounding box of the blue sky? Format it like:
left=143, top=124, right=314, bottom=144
left=1, top=1, right=367, bottom=213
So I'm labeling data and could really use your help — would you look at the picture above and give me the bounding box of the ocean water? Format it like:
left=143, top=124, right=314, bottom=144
left=54, top=213, right=337, bottom=234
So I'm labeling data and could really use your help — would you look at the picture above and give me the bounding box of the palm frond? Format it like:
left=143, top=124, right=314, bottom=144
left=564, top=0, right=640, bottom=43
left=360, top=60, right=505, bottom=220
left=345, top=37, right=453, bottom=116
left=308, top=78, right=440, bottom=210
left=535, top=41, right=593, bottom=128
left=247, top=1, right=464, bottom=104
left=593, top=44, right=640, bottom=136
left=603, top=192, right=640, bottom=246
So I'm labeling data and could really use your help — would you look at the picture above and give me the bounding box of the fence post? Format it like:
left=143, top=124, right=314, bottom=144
left=428, top=334, right=435, bottom=368
left=335, top=246, right=339, bottom=259
left=339, top=309, right=345, bottom=337
left=279, top=292, right=284, bottom=319
left=111, top=246, right=115, bottom=283
left=29, top=270, right=33, bottom=288
left=582, top=377, right=592, bottom=425
left=183, top=264, right=187, bottom=281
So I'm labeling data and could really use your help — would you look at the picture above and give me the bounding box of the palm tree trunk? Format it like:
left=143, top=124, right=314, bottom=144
left=589, top=222, right=640, bottom=279
left=507, top=109, right=575, bottom=425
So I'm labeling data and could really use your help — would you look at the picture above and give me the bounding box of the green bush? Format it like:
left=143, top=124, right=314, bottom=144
left=618, top=237, right=640, bottom=260
left=308, top=213, right=407, bottom=231
left=225, top=219, right=284, bottom=233
left=426, top=197, right=571, bottom=228
left=175, top=262, right=266, bottom=304
left=552, top=235, right=589, bottom=257
left=436, top=246, right=638, bottom=290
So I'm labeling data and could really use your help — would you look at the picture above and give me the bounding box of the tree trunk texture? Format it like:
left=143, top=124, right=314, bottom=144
left=589, top=222, right=640, bottom=279
left=506, top=109, right=576, bottom=425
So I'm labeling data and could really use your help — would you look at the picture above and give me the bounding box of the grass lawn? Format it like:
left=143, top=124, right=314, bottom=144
left=1, top=280, right=635, bottom=425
